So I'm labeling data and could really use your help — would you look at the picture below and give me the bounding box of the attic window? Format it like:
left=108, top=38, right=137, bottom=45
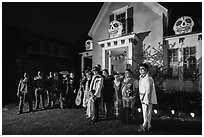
left=110, top=6, right=133, bottom=35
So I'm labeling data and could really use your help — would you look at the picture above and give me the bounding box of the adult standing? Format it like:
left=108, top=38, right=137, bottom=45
left=50, top=72, right=61, bottom=108
left=138, top=63, right=157, bottom=132
left=17, top=72, right=34, bottom=115
left=113, top=72, right=123, bottom=118
left=67, top=71, right=78, bottom=108
left=102, top=69, right=115, bottom=118
left=121, top=69, right=139, bottom=121
left=33, top=71, right=46, bottom=110
left=89, top=66, right=103, bottom=123
left=45, top=71, right=53, bottom=108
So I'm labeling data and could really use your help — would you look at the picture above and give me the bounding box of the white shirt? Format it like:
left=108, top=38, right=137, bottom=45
left=139, top=73, right=157, bottom=104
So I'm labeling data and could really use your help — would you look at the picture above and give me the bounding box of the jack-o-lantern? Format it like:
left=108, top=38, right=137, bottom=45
left=173, top=16, right=194, bottom=35
left=108, top=20, right=123, bottom=38
left=85, top=40, right=93, bottom=51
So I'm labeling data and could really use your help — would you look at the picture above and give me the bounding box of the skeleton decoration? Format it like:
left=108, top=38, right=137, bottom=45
left=173, top=16, right=194, bottom=35
left=108, top=20, right=123, bottom=38
left=85, top=40, right=93, bottom=51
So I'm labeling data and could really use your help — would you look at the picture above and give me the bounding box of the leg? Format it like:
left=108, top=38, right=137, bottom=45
left=18, top=95, right=24, bottom=114
left=46, top=90, right=51, bottom=107
left=27, top=93, right=33, bottom=112
left=93, top=98, right=100, bottom=122
left=35, top=89, right=40, bottom=110
left=41, top=90, right=46, bottom=108
left=147, top=104, right=153, bottom=129
left=142, top=103, right=148, bottom=128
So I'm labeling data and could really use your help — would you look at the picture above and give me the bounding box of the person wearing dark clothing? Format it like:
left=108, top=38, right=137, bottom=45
left=17, top=73, right=34, bottom=115
left=113, top=72, right=123, bottom=118
left=67, top=71, right=78, bottom=108
left=50, top=72, right=61, bottom=108
left=60, top=73, right=69, bottom=109
left=45, top=71, right=53, bottom=108
left=33, top=71, right=46, bottom=110
left=102, top=69, right=115, bottom=118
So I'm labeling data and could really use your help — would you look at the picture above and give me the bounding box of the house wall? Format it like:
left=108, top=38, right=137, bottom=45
left=92, top=2, right=167, bottom=68
left=163, top=33, right=202, bottom=92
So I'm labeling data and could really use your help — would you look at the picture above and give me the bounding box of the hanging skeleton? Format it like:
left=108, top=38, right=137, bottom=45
left=108, top=20, right=123, bottom=38
left=173, top=16, right=194, bottom=35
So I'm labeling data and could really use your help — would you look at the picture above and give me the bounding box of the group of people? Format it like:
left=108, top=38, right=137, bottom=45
left=17, top=70, right=78, bottom=114
left=17, top=63, right=157, bottom=132
left=79, top=63, right=157, bottom=132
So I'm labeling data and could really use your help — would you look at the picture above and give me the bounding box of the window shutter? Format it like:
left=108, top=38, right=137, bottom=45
left=109, top=14, right=114, bottom=23
left=126, top=7, right=133, bottom=33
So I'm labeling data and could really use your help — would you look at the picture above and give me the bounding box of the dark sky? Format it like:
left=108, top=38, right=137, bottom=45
left=2, top=2, right=202, bottom=44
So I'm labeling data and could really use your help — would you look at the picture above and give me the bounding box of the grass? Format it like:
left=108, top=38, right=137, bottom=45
left=2, top=103, right=202, bottom=135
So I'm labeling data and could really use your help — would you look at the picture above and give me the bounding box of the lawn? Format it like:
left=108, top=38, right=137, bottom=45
left=2, top=103, right=202, bottom=135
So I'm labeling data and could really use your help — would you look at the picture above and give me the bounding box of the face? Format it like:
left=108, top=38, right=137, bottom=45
left=139, top=66, right=147, bottom=75
left=125, top=71, right=131, bottom=78
left=114, top=75, right=120, bottom=81
left=86, top=73, right=92, bottom=80
left=102, top=71, right=108, bottom=77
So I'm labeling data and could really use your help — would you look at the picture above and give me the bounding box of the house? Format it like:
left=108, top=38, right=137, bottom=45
left=79, top=2, right=202, bottom=92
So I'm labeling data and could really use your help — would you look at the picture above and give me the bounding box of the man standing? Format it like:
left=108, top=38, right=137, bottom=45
left=138, top=63, right=157, bottom=132
left=89, top=66, right=104, bottom=123
left=33, top=71, right=46, bottom=110
left=17, top=72, right=34, bottom=115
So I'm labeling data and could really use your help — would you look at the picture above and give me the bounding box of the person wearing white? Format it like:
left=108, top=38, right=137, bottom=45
left=89, top=66, right=104, bottom=123
left=138, top=63, right=157, bottom=132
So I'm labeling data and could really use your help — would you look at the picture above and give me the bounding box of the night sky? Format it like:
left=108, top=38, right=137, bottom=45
left=2, top=2, right=202, bottom=46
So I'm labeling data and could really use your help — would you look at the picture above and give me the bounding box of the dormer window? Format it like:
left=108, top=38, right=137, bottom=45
left=109, top=6, right=133, bottom=35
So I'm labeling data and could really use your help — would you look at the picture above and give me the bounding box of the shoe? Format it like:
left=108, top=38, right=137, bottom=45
left=17, top=111, right=22, bottom=115
left=29, top=110, right=33, bottom=113
left=138, top=125, right=146, bottom=132
left=91, top=117, right=98, bottom=123
left=146, top=126, right=152, bottom=132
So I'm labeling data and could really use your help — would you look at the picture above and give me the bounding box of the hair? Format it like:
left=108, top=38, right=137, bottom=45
left=102, top=69, right=109, bottom=75
left=139, top=63, right=150, bottom=71
left=125, top=68, right=132, bottom=74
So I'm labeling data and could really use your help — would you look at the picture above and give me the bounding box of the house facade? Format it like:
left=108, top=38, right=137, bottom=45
left=80, top=2, right=202, bottom=92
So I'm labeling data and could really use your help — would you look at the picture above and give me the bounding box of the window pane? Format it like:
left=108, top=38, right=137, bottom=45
left=190, top=47, right=196, bottom=55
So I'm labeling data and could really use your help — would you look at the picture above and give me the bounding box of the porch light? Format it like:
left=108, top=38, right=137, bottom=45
left=154, top=109, right=158, bottom=114
left=137, top=108, right=141, bottom=113
left=190, top=112, right=195, bottom=118
left=171, top=110, right=175, bottom=115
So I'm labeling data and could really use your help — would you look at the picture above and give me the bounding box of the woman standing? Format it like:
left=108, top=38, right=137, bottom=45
left=102, top=69, right=115, bottom=118
left=113, top=72, right=122, bottom=118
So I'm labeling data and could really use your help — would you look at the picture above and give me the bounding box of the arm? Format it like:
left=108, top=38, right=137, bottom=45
left=17, top=80, right=21, bottom=97
left=94, top=77, right=103, bottom=97
left=145, top=77, right=152, bottom=104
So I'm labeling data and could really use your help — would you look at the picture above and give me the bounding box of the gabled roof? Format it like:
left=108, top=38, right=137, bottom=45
left=88, top=2, right=168, bottom=37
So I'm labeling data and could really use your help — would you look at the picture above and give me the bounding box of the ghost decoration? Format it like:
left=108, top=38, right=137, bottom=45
left=173, top=16, right=194, bottom=35
left=108, top=20, right=123, bottom=38
left=85, top=40, right=93, bottom=51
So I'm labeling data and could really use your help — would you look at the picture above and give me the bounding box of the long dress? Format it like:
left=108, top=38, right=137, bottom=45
left=83, top=79, right=94, bottom=118
left=114, top=80, right=122, bottom=118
